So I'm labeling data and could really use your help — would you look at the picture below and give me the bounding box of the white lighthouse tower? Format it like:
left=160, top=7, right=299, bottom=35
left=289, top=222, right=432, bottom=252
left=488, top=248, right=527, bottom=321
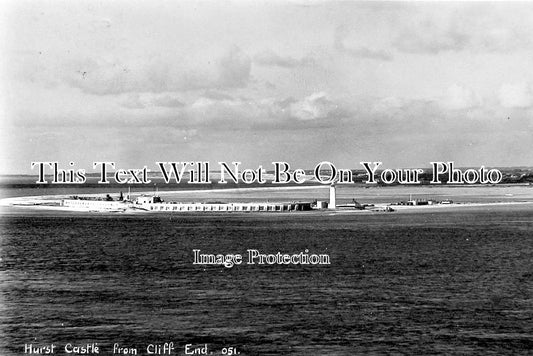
left=329, top=183, right=336, bottom=210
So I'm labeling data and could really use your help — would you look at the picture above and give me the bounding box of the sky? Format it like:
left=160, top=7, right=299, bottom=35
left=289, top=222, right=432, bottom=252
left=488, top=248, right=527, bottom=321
left=1, top=0, right=533, bottom=174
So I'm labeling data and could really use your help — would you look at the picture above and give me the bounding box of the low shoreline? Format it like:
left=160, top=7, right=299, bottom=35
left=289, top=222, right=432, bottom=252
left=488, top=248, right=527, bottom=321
left=1, top=187, right=532, bottom=215
left=0, top=185, right=330, bottom=205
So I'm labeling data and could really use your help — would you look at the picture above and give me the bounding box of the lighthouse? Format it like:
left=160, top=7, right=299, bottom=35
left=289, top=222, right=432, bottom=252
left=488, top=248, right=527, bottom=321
left=329, top=183, right=336, bottom=209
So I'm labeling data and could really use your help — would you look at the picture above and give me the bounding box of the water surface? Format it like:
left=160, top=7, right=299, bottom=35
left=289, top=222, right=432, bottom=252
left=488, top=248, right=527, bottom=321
left=1, top=204, right=532, bottom=355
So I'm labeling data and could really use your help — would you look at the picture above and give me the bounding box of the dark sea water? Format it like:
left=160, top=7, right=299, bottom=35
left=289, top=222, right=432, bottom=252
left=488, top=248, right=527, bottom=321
left=1, top=206, right=532, bottom=355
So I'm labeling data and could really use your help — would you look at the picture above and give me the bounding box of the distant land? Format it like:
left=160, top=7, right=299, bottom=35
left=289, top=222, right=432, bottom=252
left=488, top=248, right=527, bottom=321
left=1, top=167, right=532, bottom=189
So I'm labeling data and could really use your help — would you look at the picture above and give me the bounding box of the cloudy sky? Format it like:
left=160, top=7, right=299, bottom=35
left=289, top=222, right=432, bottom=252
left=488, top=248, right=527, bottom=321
left=1, top=1, right=533, bottom=174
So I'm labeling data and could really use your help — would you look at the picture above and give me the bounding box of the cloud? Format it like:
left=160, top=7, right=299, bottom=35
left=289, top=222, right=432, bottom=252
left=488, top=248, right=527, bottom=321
left=371, top=96, right=406, bottom=117
left=179, top=92, right=349, bottom=128
left=186, top=95, right=260, bottom=128
left=394, top=18, right=468, bottom=54
left=289, top=92, right=342, bottom=121
left=393, top=6, right=533, bottom=54
left=336, top=44, right=393, bottom=61
left=334, top=26, right=393, bottom=61
left=89, top=18, right=112, bottom=32
left=151, top=94, right=185, bottom=108
left=442, top=84, right=481, bottom=110
left=61, top=47, right=251, bottom=95
left=498, top=83, right=533, bottom=108
left=253, top=50, right=314, bottom=68
left=331, top=5, right=533, bottom=58
left=121, top=93, right=145, bottom=109
left=202, top=90, right=234, bottom=101
left=63, top=57, right=177, bottom=95
left=216, top=46, right=252, bottom=88
left=120, top=92, right=185, bottom=109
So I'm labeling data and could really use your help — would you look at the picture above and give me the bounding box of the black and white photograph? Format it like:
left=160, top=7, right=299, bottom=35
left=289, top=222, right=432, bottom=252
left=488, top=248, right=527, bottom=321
left=1, top=1, right=532, bottom=355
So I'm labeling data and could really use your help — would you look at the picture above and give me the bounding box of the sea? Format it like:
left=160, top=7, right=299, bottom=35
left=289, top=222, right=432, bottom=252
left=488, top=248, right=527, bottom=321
left=0, top=185, right=532, bottom=355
